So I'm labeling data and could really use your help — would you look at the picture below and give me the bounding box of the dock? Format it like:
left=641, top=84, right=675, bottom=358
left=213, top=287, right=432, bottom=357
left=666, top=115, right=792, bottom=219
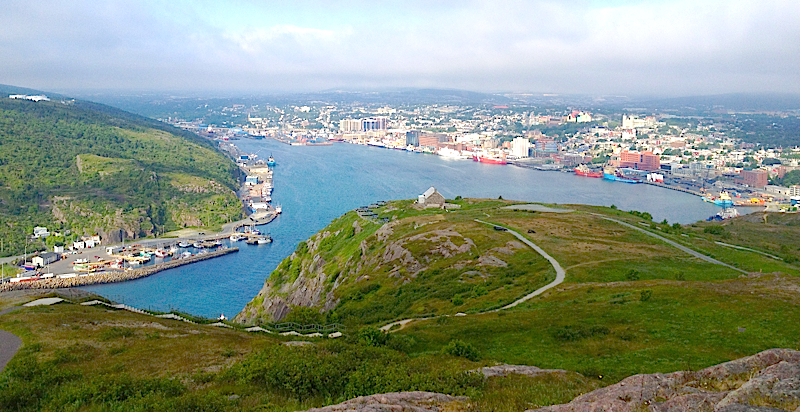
left=0, top=248, right=239, bottom=292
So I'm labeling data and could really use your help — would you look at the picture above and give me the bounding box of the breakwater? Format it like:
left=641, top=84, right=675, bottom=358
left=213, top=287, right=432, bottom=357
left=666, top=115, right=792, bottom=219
left=0, top=248, right=239, bottom=292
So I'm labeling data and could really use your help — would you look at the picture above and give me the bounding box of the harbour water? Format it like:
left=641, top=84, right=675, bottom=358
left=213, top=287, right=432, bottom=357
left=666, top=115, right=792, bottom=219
left=82, top=140, right=722, bottom=318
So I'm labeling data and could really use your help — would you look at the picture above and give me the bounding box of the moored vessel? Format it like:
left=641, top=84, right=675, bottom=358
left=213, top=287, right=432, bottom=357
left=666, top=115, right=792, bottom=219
left=603, top=167, right=641, bottom=183
left=574, top=164, right=603, bottom=178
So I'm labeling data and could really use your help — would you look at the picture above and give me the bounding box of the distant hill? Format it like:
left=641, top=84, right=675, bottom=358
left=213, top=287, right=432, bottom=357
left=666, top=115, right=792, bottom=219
left=639, top=93, right=800, bottom=112
left=0, top=89, right=242, bottom=256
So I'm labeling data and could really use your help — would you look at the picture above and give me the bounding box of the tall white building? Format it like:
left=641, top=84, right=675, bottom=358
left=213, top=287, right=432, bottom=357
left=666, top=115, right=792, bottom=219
left=339, top=119, right=362, bottom=132
left=511, top=137, right=531, bottom=158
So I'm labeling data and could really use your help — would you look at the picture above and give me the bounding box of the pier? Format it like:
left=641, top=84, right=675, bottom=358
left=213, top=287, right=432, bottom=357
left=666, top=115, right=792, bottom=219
left=0, top=248, right=239, bottom=292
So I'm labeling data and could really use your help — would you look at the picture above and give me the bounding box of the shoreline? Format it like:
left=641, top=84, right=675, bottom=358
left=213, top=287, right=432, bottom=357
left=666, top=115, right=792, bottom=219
left=0, top=248, right=239, bottom=292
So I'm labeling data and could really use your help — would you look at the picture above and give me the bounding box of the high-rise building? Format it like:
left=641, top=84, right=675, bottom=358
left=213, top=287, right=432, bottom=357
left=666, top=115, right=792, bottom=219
left=405, top=130, right=420, bottom=146
left=339, top=119, right=361, bottom=132
left=511, top=137, right=531, bottom=158
left=362, top=117, right=387, bottom=131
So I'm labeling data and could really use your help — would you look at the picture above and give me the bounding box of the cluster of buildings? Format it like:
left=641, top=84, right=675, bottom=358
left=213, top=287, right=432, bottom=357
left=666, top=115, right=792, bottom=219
left=172, top=100, right=799, bottom=203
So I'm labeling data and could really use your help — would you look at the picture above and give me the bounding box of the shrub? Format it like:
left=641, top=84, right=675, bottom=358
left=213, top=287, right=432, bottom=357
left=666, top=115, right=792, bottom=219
left=283, top=306, right=324, bottom=325
left=451, top=294, right=464, bottom=306
left=703, top=226, right=727, bottom=236
left=640, top=290, right=653, bottom=302
left=625, top=269, right=640, bottom=281
left=442, top=339, right=480, bottom=361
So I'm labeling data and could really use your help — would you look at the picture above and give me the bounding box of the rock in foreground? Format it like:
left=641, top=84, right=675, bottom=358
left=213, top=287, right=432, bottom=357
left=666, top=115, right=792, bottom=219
left=302, top=391, right=467, bottom=412
left=528, top=348, right=800, bottom=412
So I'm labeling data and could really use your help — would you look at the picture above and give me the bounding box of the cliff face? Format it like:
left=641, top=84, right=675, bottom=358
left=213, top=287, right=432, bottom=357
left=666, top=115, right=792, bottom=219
left=234, top=225, right=351, bottom=324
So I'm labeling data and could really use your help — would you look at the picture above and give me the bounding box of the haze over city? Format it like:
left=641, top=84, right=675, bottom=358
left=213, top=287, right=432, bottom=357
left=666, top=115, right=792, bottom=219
left=2, top=0, right=799, bottom=96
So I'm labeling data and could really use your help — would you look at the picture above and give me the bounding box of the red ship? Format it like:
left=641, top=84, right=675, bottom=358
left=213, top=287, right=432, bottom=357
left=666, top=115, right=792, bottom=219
left=574, top=164, right=603, bottom=178
left=472, top=153, right=507, bottom=165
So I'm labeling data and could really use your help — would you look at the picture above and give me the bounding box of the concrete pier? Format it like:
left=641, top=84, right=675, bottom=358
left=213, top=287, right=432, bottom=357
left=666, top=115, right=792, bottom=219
left=0, top=248, right=239, bottom=292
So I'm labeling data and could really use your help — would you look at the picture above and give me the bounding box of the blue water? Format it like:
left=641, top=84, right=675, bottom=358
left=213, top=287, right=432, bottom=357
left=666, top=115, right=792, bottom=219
left=82, top=140, right=721, bottom=318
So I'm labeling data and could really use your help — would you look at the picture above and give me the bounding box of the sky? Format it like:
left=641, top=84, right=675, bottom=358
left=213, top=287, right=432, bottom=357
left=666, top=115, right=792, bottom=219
left=1, top=0, right=799, bottom=96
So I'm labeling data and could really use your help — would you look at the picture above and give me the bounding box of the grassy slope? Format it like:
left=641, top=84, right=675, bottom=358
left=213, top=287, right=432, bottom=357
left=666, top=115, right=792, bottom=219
left=0, top=294, right=601, bottom=411
left=3, top=202, right=800, bottom=411
left=0, top=98, right=242, bottom=255
left=244, top=199, right=799, bottom=327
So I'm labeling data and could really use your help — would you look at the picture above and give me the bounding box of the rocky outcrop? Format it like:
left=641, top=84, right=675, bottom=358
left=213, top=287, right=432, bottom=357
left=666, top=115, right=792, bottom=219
left=302, top=392, right=467, bottom=412
left=528, top=348, right=800, bottom=412
left=478, top=364, right=571, bottom=378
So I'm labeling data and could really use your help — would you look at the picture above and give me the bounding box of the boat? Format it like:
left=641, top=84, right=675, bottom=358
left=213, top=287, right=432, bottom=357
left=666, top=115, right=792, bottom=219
left=257, top=236, right=272, bottom=244
left=437, top=147, right=470, bottom=159
left=214, top=240, right=223, bottom=246
left=274, top=205, right=282, bottom=214
left=702, top=191, right=734, bottom=207
left=603, top=167, right=642, bottom=183
left=472, top=153, right=507, bottom=165
left=230, top=234, right=244, bottom=242
left=192, top=242, right=204, bottom=248
left=245, top=238, right=259, bottom=245
left=707, top=207, right=740, bottom=221
left=178, top=241, right=190, bottom=248
left=181, top=251, right=192, bottom=257
left=574, top=164, right=603, bottom=178
left=267, top=155, right=276, bottom=166
left=154, top=249, right=168, bottom=258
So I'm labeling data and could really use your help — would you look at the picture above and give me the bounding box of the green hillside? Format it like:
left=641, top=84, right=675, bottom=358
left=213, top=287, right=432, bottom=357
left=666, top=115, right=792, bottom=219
left=2, top=202, right=799, bottom=411
left=0, top=96, right=242, bottom=256
left=236, top=199, right=800, bottom=328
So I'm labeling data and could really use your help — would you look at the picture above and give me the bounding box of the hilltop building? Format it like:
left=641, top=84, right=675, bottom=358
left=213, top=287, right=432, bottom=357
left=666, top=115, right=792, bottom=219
left=418, top=187, right=445, bottom=208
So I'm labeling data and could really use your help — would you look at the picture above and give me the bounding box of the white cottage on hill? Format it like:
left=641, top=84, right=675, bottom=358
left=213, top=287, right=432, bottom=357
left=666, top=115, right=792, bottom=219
left=418, top=187, right=445, bottom=208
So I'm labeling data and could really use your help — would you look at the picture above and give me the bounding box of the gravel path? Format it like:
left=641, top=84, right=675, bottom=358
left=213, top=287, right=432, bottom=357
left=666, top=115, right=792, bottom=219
left=380, top=220, right=566, bottom=331
left=596, top=214, right=747, bottom=274
left=474, top=219, right=566, bottom=311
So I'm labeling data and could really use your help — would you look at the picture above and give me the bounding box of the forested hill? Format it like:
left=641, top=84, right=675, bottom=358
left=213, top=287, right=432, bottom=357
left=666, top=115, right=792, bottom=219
left=0, top=95, right=242, bottom=257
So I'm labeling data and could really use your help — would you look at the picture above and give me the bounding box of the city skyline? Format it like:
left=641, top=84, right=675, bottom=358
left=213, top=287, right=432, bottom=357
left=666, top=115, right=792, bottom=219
left=1, top=0, right=799, bottom=96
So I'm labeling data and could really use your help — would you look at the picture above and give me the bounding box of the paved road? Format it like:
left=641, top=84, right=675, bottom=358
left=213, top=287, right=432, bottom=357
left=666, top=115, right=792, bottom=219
left=380, top=220, right=566, bottom=331
left=474, top=220, right=566, bottom=311
left=595, top=214, right=747, bottom=274
left=0, top=306, right=21, bottom=373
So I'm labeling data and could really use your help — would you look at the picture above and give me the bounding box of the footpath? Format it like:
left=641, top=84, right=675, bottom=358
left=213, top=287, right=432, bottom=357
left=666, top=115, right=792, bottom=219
left=381, top=220, right=566, bottom=332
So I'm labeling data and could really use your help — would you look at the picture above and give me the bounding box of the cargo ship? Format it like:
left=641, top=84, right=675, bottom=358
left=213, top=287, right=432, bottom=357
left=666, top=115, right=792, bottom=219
left=603, top=167, right=642, bottom=183
left=702, top=191, right=733, bottom=207
left=574, top=164, right=603, bottom=178
left=472, top=152, right=507, bottom=165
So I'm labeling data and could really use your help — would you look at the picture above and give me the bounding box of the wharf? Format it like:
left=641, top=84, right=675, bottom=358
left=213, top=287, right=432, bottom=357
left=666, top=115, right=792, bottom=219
left=0, top=248, right=239, bottom=292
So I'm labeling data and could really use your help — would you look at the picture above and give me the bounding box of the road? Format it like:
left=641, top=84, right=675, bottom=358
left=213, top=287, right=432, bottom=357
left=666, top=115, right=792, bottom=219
left=473, top=220, right=566, bottom=311
left=0, top=307, right=21, bottom=373
left=595, top=214, right=747, bottom=274
left=380, top=220, right=566, bottom=331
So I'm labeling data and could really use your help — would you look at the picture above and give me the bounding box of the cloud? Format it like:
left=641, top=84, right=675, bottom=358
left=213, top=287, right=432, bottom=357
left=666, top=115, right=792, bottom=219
left=0, top=0, right=798, bottom=95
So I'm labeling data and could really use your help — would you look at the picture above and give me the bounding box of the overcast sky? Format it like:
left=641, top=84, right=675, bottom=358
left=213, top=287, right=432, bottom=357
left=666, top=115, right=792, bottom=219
left=1, top=0, right=798, bottom=96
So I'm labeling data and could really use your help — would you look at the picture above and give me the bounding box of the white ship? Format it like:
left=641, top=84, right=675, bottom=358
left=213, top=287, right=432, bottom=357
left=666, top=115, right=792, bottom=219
left=437, top=147, right=470, bottom=159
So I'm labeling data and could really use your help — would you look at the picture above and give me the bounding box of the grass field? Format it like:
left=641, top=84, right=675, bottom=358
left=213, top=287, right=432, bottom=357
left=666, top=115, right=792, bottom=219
left=398, top=274, right=800, bottom=382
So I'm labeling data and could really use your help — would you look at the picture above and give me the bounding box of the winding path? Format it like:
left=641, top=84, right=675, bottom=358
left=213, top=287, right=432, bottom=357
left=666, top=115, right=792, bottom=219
left=594, top=214, right=747, bottom=274
left=380, top=220, right=566, bottom=331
